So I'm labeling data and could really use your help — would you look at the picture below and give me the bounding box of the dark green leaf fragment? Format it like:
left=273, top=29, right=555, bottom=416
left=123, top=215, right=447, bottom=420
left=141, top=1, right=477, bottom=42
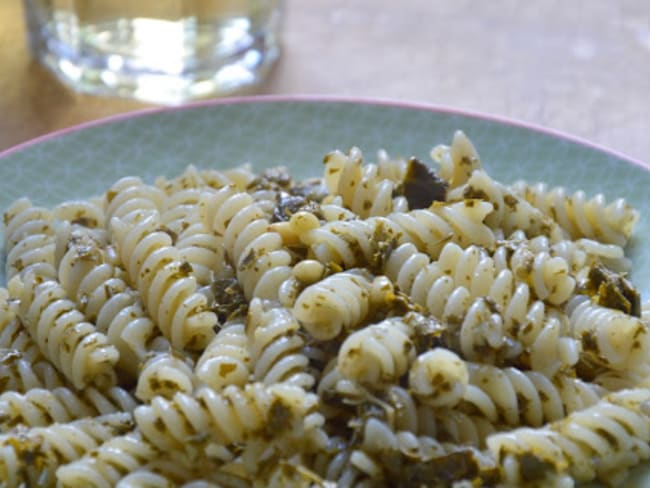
left=210, top=278, right=248, bottom=322
left=582, top=264, right=641, bottom=317
left=399, top=157, right=448, bottom=209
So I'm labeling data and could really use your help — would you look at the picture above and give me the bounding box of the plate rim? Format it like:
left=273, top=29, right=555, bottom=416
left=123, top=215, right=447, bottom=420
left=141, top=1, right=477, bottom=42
left=2, top=94, right=648, bottom=173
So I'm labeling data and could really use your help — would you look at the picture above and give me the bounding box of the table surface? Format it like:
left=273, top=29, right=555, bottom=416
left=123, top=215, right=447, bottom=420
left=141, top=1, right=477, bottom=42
left=2, top=0, right=649, bottom=165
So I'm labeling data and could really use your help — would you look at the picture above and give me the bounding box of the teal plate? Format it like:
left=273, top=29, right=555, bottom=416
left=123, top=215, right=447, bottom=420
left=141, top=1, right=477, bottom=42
left=0, top=96, right=649, bottom=485
left=2, top=96, right=649, bottom=292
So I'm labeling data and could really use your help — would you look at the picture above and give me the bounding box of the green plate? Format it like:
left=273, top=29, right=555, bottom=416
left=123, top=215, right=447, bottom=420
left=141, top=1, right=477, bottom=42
left=2, top=96, right=648, bottom=291
left=1, top=96, right=648, bottom=486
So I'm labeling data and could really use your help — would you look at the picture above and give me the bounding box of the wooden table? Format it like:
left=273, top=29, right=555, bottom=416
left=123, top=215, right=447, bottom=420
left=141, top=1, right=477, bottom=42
left=2, top=0, right=649, bottom=164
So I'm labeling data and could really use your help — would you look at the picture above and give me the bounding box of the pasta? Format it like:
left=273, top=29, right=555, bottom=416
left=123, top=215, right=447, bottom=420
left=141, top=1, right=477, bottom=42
left=0, top=289, right=65, bottom=391
left=337, top=318, right=415, bottom=387
left=486, top=388, right=650, bottom=486
left=322, top=146, right=408, bottom=218
left=133, top=382, right=325, bottom=452
left=0, top=130, right=648, bottom=487
left=10, top=266, right=119, bottom=389
left=292, top=270, right=375, bottom=340
left=195, top=319, right=250, bottom=391
left=0, top=412, right=133, bottom=486
left=510, top=180, right=639, bottom=246
left=247, top=298, right=314, bottom=389
left=199, top=185, right=292, bottom=300
left=0, top=385, right=136, bottom=429
left=56, top=432, right=159, bottom=488
left=4, top=198, right=56, bottom=280
left=110, top=209, right=217, bottom=350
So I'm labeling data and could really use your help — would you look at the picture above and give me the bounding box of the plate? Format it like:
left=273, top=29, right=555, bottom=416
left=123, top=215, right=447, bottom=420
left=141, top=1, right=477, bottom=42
left=0, top=96, right=649, bottom=486
left=2, top=96, right=649, bottom=292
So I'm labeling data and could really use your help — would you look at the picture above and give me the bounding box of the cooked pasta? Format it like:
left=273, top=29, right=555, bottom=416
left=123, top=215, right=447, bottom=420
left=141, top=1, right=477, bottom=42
left=55, top=222, right=155, bottom=375
left=195, top=319, right=251, bottom=391
left=510, top=180, right=639, bottom=247
left=10, top=267, right=119, bottom=389
left=322, top=147, right=408, bottom=218
left=486, top=388, right=650, bottom=486
left=200, top=185, right=292, bottom=300
left=134, top=382, right=325, bottom=453
left=0, top=130, right=648, bottom=487
left=0, top=385, right=136, bottom=429
left=384, top=240, right=581, bottom=371
left=175, top=220, right=225, bottom=286
left=357, top=416, right=498, bottom=486
left=56, top=432, right=159, bottom=488
left=460, top=363, right=604, bottom=427
left=293, top=269, right=375, bottom=340
left=299, top=201, right=496, bottom=269
left=110, top=210, right=217, bottom=350
left=0, top=412, right=133, bottom=487
left=0, top=289, right=65, bottom=391
left=567, top=294, right=650, bottom=372
left=446, top=170, right=565, bottom=244
left=135, top=349, right=198, bottom=401
left=3, top=198, right=55, bottom=279
left=408, top=348, right=469, bottom=408
left=154, top=163, right=256, bottom=195
left=247, top=299, right=314, bottom=389
left=337, top=318, right=415, bottom=387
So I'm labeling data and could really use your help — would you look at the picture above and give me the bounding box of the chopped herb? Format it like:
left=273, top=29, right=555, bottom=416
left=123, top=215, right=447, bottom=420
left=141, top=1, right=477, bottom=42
left=211, top=278, right=248, bottom=322
left=396, top=157, right=448, bottom=209
left=582, top=264, right=641, bottom=316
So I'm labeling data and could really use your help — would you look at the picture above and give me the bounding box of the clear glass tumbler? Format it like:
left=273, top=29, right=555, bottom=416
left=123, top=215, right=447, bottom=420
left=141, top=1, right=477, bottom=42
left=23, top=0, right=284, bottom=104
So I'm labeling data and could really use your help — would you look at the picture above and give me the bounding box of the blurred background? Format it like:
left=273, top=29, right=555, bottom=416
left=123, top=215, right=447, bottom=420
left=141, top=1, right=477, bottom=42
left=1, top=0, right=648, bottom=162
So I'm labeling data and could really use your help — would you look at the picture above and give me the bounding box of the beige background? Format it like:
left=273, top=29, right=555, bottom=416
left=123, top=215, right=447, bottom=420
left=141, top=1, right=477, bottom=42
left=1, top=0, right=649, bottom=164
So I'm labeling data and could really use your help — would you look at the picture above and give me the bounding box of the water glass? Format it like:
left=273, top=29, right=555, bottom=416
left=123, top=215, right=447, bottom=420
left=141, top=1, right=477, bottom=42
left=23, top=0, right=284, bottom=104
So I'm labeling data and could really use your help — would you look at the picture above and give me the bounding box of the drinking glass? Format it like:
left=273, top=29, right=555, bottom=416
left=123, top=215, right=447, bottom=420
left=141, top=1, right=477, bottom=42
left=23, top=0, right=284, bottom=104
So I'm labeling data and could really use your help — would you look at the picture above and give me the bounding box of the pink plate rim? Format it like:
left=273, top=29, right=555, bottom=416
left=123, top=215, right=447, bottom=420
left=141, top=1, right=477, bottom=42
left=2, top=94, right=648, bottom=172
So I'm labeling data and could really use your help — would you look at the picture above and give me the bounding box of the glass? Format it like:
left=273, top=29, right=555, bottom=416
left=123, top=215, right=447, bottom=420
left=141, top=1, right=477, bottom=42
left=23, top=0, right=283, bottom=104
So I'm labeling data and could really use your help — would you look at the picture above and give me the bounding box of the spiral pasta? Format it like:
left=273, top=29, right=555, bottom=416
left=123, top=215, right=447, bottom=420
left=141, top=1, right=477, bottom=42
left=384, top=240, right=580, bottom=370
left=0, top=385, right=137, bottom=429
left=200, top=185, right=293, bottom=301
left=337, top=318, right=415, bottom=387
left=447, top=168, right=564, bottom=243
left=510, top=180, right=640, bottom=247
left=322, top=146, right=408, bottom=218
left=293, top=270, right=374, bottom=341
left=134, top=382, right=325, bottom=453
left=55, top=224, right=156, bottom=376
left=56, top=432, right=159, bottom=488
left=460, top=363, right=604, bottom=427
left=135, top=348, right=198, bottom=402
left=487, top=388, right=650, bottom=486
left=0, top=289, right=65, bottom=391
left=431, top=130, right=483, bottom=189
left=175, top=221, right=225, bottom=286
left=300, top=201, right=496, bottom=270
left=408, top=348, right=469, bottom=408
left=246, top=299, right=314, bottom=389
left=195, top=319, right=251, bottom=391
left=356, top=416, right=498, bottom=486
left=154, top=163, right=255, bottom=195
left=11, top=268, right=119, bottom=389
left=0, top=412, right=134, bottom=488
left=104, top=177, right=165, bottom=223
left=110, top=211, right=217, bottom=350
left=567, top=294, right=650, bottom=372
left=3, top=198, right=55, bottom=279
left=0, top=131, right=647, bottom=486
left=115, top=470, right=173, bottom=488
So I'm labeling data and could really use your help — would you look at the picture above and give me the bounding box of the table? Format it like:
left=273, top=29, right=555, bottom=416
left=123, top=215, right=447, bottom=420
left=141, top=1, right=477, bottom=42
left=2, top=0, right=649, bottom=164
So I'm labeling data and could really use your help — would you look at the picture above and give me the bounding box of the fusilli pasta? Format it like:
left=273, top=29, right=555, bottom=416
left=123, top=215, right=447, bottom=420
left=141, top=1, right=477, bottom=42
left=0, top=130, right=647, bottom=487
